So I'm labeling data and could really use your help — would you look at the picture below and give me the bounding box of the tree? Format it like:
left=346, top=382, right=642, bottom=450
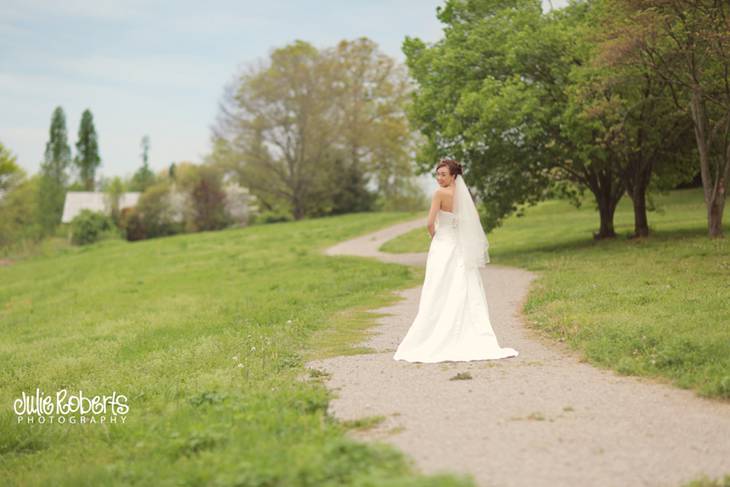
left=403, top=0, right=591, bottom=233
left=103, top=176, right=126, bottom=226
left=0, top=175, right=42, bottom=248
left=37, top=106, right=71, bottom=234
left=74, top=109, right=101, bottom=190
left=126, top=180, right=181, bottom=239
left=403, top=0, right=692, bottom=238
left=330, top=153, right=377, bottom=214
left=210, top=37, right=422, bottom=219
left=189, top=165, right=228, bottom=231
left=212, top=40, right=340, bottom=220
left=587, top=1, right=698, bottom=237
left=604, top=0, right=730, bottom=237
left=0, top=140, right=23, bottom=195
left=557, top=1, right=696, bottom=239
left=130, top=134, right=156, bottom=191
left=328, top=37, right=417, bottom=209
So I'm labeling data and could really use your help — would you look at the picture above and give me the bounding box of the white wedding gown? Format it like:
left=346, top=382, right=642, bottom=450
left=393, top=209, right=519, bottom=363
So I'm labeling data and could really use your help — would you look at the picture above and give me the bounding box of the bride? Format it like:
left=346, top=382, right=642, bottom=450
left=393, top=158, right=519, bottom=363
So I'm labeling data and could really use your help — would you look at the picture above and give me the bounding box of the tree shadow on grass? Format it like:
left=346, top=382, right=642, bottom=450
left=494, top=225, right=712, bottom=262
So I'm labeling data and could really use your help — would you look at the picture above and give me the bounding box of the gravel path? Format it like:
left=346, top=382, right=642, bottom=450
left=306, top=216, right=730, bottom=487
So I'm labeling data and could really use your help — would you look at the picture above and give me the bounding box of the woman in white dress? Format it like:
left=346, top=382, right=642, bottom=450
left=393, top=158, right=519, bottom=363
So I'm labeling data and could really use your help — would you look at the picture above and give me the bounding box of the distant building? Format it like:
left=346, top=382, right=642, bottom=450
left=61, top=191, right=141, bottom=223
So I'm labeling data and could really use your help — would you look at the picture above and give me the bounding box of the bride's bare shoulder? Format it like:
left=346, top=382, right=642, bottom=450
left=431, top=188, right=446, bottom=203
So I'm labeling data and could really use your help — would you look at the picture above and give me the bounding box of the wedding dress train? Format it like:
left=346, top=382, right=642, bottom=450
left=393, top=209, right=519, bottom=363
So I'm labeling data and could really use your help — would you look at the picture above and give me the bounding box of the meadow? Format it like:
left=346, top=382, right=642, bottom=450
left=1, top=186, right=727, bottom=486
left=381, top=187, right=730, bottom=400
left=0, top=211, right=474, bottom=486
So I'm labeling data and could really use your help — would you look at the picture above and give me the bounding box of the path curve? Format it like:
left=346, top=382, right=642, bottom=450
left=307, top=216, right=730, bottom=487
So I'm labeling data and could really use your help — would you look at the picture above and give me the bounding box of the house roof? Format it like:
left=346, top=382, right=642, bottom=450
left=61, top=191, right=140, bottom=223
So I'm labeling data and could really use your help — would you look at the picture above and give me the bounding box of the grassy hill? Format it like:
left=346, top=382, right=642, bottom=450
left=381, top=187, right=730, bottom=401
left=1, top=187, right=727, bottom=485
left=0, top=211, right=474, bottom=486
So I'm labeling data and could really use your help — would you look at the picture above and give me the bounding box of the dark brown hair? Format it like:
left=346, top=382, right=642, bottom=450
left=435, top=158, right=463, bottom=177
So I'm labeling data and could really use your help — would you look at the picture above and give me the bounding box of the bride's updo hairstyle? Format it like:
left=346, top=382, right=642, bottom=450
left=436, top=158, right=463, bottom=177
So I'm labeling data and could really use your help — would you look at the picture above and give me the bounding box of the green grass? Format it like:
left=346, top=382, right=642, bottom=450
left=0, top=210, right=476, bottom=486
left=381, top=187, right=730, bottom=400
left=683, top=474, right=730, bottom=487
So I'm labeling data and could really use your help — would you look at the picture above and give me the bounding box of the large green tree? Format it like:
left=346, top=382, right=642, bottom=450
left=559, top=0, right=696, bottom=238
left=211, top=40, right=337, bottom=220
left=402, top=0, right=580, bottom=233
left=604, top=0, right=730, bottom=237
left=328, top=37, right=419, bottom=211
left=74, top=109, right=101, bottom=190
left=210, top=37, right=423, bottom=219
left=37, top=106, right=71, bottom=234
left=403, top=0, right=695, bottom=238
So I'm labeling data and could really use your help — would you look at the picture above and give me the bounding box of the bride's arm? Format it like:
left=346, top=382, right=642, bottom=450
left=427, top=190, right=441, bottom=238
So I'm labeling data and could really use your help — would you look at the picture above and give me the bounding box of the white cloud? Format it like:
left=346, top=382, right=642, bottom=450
left=50, top=54, right=230, bottom=90
left=167, top=11, right=275, bottom=34
left=1, top=0, right=144, bottom=21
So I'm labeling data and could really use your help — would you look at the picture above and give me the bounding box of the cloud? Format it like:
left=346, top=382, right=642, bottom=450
left=1, top=0, right=144, bottom=22
left=50, top=54, right=230, bottom=91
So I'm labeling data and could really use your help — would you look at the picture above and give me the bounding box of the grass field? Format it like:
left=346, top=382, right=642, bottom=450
left=0, top=211, right=476, bottom=486
left=381, top=187, right=730, bottom=401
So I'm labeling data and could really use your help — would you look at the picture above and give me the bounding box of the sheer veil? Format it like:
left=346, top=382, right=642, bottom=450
left=453, top=173, right=490, bottom=268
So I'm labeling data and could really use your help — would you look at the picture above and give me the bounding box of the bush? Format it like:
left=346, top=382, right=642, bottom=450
left=189, top=166, right=228, bottom=231
left=251, top=210, right=293, bottom=224
left=0, top=175, right=43, bottom=250
left=121, top=181, right=185, bottom=241
left=119, top=207, right=146, bottom=241
left=69, top=209, right=117, bottom=245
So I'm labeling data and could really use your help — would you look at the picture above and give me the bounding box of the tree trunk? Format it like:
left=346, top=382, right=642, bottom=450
left=292, top=199, right=305, bottom=220
left=689, top=88, right=727, bottom=238
left=595, top=194, right=618, bottom=239
left=589, top=168, right=624, bottom=240
left=708, top=175, right=726, bottom=238
left=625, top=156, right=652, bottom=238
left=630, top=183, right=649, bottom=238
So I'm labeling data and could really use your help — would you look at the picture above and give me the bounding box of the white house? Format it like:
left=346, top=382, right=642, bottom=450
left=61, top=191, right=141, bottom=223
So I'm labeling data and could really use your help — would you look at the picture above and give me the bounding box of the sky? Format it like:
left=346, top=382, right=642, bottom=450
left=1, top=0, right=569, bottom=185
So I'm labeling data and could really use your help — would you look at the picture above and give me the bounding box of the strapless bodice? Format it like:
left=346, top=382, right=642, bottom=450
left=436, top=210, right=458, bottom=237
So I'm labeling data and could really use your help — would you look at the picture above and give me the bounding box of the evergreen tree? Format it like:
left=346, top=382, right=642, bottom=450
left=37, top=106, right=71, bottom=234
left=74, top=109, right=101, bottom=191
left=130, top=135, right=156, bottom=191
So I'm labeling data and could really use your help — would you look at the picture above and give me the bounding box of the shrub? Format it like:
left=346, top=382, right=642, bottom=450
left=121, top=181, right=184, bottom=241
left=119, top=207, right=146, bottom=241
left=189, top=166, right=228, bottom=231
left=251, top=210, right=293, bottom=224
left=69, top=209, right=117, bottom=245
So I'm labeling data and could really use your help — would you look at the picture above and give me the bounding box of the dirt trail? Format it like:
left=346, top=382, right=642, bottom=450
left=306, top=216, right=730, bottom=487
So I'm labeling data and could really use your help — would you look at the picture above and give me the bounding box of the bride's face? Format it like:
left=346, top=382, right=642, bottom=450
left=435, top=167, right=454, bottom=187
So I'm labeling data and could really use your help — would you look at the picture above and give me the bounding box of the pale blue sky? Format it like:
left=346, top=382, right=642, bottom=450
left=1, top=0, right=568, bottom=182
